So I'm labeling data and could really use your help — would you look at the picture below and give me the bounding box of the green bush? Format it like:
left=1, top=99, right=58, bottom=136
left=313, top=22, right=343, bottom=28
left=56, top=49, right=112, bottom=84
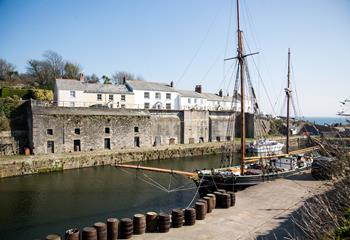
left=31, top=89, right=53, bottom=101
left=0, top=87, right=32, bottom=99
left=0, top=96, right=21, bottom=118
left=0, top=112, right=10, bottom=131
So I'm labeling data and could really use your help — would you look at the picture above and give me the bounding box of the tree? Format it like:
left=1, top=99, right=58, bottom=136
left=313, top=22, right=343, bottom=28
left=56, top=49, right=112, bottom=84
left=64, top=62, right=81, bottom=79
left=86, top=73, right=99, bottom=83
left=102, top=75, right=111, bottom=84
left=26, top=51, right=65, bottom=88
left=111, top=71, right=143, bottom=85
left=0, top=58, right=16, bottom=81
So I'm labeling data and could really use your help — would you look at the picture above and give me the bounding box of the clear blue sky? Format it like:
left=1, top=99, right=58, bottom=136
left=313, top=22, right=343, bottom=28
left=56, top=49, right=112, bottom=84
left=1, top=0, right=349, bottom=117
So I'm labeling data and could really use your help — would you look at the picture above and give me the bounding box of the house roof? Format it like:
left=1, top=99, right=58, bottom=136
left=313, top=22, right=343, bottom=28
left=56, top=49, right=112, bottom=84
left=126, top=80, right=176, bottom=92
left=55, top=79, right=132, bottom=94
left=177, top=90, right=204, bottom=98
left=201, top=92, right=238, bottom=102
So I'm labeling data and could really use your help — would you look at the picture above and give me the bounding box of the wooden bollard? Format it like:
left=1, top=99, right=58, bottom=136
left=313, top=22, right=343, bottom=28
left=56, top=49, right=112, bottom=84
left=195, top=202, right=206, bottom=220
left=227, top=191, right=236, bottom=206
left=107, top=218, right=119, bottom=240
left=133, top=214, right=146, bottom=235
left=203, top=196, right=214, bottom=213
left=158, top=213, right=171, bottom=233
left=184, top=208, right=196, bottom=226
left=146, top=212, right=158, bottom=232
left=119, top=218, right=133, bottom=239
left=45, top=234, right=61, bottom=240
left=65, top=228, right=80, bottom=240
left=171, top=209, right=184, bottom=228
left=207, top=193, right=216, bottom=208
left=94, top=222, right=107, bottom=240
left=197, top=199, right=208, bottom=213
left=82, top=227, right=97, bottom=240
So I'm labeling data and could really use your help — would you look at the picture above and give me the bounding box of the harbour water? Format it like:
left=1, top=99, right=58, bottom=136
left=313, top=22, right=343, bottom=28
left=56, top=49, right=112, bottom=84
left=0, top=154, right=239, bottom=240
left=303, top=116, right=348, bottom=125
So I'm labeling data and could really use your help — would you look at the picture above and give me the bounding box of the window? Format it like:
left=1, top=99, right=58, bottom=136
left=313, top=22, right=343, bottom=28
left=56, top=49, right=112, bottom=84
left=216, top=136, right=221, bottom=142
left=226, top=136, right=231, bottom=141
left=69, top=102, right=75, bottom=107
left=70, top=91, right=76, bottom=98
left=194, top=98, right=197, bottom=104
left=47, top=141, right=54, bottom=153
left=97, top=94, right=102, bottom=101
left=188, top=98, right=191, bottom=104
left=144, top=103, right=150, bottom=109
left=121, top=95, right=126, bottom=101
left=74, top=140, right=81, bottom=152
left=47, top=129, right=53, bottom=135
left=109, top=94, right=113, bottom=101
left=104, top=138, right=111, bottom=149
left=75, top=128, right=80, bottom=134
left=155, top=92, right=161, bottom=99
left=166, top=103, right=171, bottom=110
left=121, top=104, right=125, bottom=108
left=105, top=127, right=110, bottom=134
left=144, top=92, right=150, bottom=99
left=134, top=126, right=139, bottom=132
left=166, top=93, right=171, bottom=100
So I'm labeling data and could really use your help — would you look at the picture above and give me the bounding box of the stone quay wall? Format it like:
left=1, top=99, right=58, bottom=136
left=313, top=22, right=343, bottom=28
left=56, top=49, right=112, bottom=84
left=0, top=142, right=226, bottom=178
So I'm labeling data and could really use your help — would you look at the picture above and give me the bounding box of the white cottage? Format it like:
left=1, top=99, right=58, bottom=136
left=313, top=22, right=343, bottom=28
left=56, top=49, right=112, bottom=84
left=125, top=80, right=179, bottom=110
left=54, top=75, right=134, bottom=108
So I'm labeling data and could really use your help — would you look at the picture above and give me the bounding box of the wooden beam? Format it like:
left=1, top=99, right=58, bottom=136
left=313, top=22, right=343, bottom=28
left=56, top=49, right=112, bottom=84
left=115, top=164, right=198, bottom=178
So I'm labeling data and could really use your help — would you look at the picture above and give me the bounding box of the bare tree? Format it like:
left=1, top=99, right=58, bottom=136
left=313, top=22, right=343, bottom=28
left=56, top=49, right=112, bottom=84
left=43, top=50, right=64, bottom=79
left=85, top=73, right=99, bottom=83
left=111, top=71, right=143, bottom=85
left=26, top=59, right=52, bottom=87
left=0, top=58, right=16, bottom=81
left=64, top=62, right=81, bottom=79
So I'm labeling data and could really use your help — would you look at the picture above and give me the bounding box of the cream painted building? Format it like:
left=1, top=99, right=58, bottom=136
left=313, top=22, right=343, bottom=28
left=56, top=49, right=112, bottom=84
left=54, top=78, right=134, bottom=108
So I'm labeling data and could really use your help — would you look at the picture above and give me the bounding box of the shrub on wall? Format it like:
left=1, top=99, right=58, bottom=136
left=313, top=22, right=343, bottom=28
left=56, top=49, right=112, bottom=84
left=31, top=89, right=53, bottom=101
left=0, top=112, right=10, bottom=131
left=0, top=87, right=32, bottom=99
left=0, top=96, right=21, bottom=118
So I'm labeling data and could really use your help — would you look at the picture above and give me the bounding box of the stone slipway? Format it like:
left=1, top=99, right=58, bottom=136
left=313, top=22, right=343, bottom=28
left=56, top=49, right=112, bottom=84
left=133, top=171, right=327, bottom=240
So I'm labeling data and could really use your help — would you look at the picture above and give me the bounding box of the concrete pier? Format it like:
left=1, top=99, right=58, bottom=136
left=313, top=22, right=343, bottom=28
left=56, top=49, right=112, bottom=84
left=133, top=171, right=327, bottom=240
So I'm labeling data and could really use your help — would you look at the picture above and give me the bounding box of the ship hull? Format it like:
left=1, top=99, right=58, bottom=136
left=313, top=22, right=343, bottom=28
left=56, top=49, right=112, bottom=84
left=195, top=166, right=308, bottom=196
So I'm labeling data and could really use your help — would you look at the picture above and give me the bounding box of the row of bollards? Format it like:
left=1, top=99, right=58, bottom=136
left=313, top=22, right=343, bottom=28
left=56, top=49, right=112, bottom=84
left=45, top=189, right=235, bottom=240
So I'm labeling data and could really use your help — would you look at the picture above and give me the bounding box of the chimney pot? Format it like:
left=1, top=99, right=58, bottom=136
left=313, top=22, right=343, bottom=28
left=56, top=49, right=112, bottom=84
left=170, top=81, right=174, bottom=87
left=122, top=76, right=126, bottom=84
left=79, top=73, right=84, bottom=82
left=195, top=85, right=202, bottom=93
left=219, top=89, right=223, bottom=97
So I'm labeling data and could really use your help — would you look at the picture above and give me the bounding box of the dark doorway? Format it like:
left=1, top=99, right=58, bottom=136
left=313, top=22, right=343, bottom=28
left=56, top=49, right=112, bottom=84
left=104, top=138, right=111, bottom=149
left=47, top=141, right=54, bottom=153
left=74, top=140, right=81, bottom=152
left=216, top=136, right=221, bottom=142
left=226, top=136, right=231, bottom=141
left=134, top=137, right=140, bottom=147
left=199, top=137, right=204, bottom=143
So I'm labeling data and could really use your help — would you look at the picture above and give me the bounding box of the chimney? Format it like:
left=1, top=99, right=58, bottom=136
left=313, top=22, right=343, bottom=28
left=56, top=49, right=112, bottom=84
left=170, top=81, right=174, bottom=87
left=122, top=76, right=126, bottom=84
left=195, top=85, right=202, bottom=93
left=79, top=73, right=84, bottom=82
left=219, top=89, right=223, bottom=97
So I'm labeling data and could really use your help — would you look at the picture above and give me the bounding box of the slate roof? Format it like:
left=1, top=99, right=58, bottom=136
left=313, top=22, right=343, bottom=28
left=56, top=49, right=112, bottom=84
left=201, top=92, right=238, bottom=102
left=126, top=80, right=176, bottom=92
left=177, top=90, right=204, bottom=98
left=55, top=79, right=132, bottom=94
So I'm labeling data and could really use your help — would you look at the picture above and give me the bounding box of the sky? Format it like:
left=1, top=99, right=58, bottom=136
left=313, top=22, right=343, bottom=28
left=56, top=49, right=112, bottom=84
left=0, top=0, right=349, bottom=117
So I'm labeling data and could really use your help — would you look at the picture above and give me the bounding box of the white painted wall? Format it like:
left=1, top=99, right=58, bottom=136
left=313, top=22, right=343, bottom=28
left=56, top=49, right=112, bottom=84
left=56, top=90, right=134, bottom=108
left=178, top=97, right=207, bottom=110
left=132, top=89, right=179, bottom=110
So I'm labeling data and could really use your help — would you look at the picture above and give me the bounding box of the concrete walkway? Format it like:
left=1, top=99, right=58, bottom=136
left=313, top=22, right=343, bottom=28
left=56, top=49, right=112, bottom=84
left=133, top=171, right=327, bottom=240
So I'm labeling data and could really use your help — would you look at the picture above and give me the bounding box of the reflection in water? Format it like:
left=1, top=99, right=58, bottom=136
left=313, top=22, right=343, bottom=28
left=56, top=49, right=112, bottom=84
left=0, top=154, right=238, bottom=240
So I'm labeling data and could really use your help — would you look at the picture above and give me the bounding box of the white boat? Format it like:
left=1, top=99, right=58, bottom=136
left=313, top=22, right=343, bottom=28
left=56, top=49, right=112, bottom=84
left=247, top=139, right=284, bottom=153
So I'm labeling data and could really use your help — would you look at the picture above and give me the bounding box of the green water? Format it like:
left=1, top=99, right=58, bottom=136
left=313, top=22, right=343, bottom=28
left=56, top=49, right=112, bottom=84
left=0, top=154, right=239, bottom=240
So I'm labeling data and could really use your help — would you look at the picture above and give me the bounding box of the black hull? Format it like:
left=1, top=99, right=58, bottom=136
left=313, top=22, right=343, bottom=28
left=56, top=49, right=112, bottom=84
left=196, top=166, right=308, bottom=197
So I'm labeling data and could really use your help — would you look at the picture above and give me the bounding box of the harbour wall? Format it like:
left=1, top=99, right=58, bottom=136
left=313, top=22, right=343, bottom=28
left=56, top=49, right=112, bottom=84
left=0, top=136, right=306, bottom=178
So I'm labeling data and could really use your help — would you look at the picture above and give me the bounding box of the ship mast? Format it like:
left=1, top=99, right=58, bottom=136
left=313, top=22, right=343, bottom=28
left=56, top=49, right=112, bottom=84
left=286, top=48, right=291, bottom=154
left=237, top=0, right=245, bottom=175
left=225, top=0, right=258, bottom=175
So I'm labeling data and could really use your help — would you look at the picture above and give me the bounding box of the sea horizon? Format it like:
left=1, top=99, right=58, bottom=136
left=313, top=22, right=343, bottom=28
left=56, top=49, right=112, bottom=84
left=300, top=116, right=349, bottom=125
